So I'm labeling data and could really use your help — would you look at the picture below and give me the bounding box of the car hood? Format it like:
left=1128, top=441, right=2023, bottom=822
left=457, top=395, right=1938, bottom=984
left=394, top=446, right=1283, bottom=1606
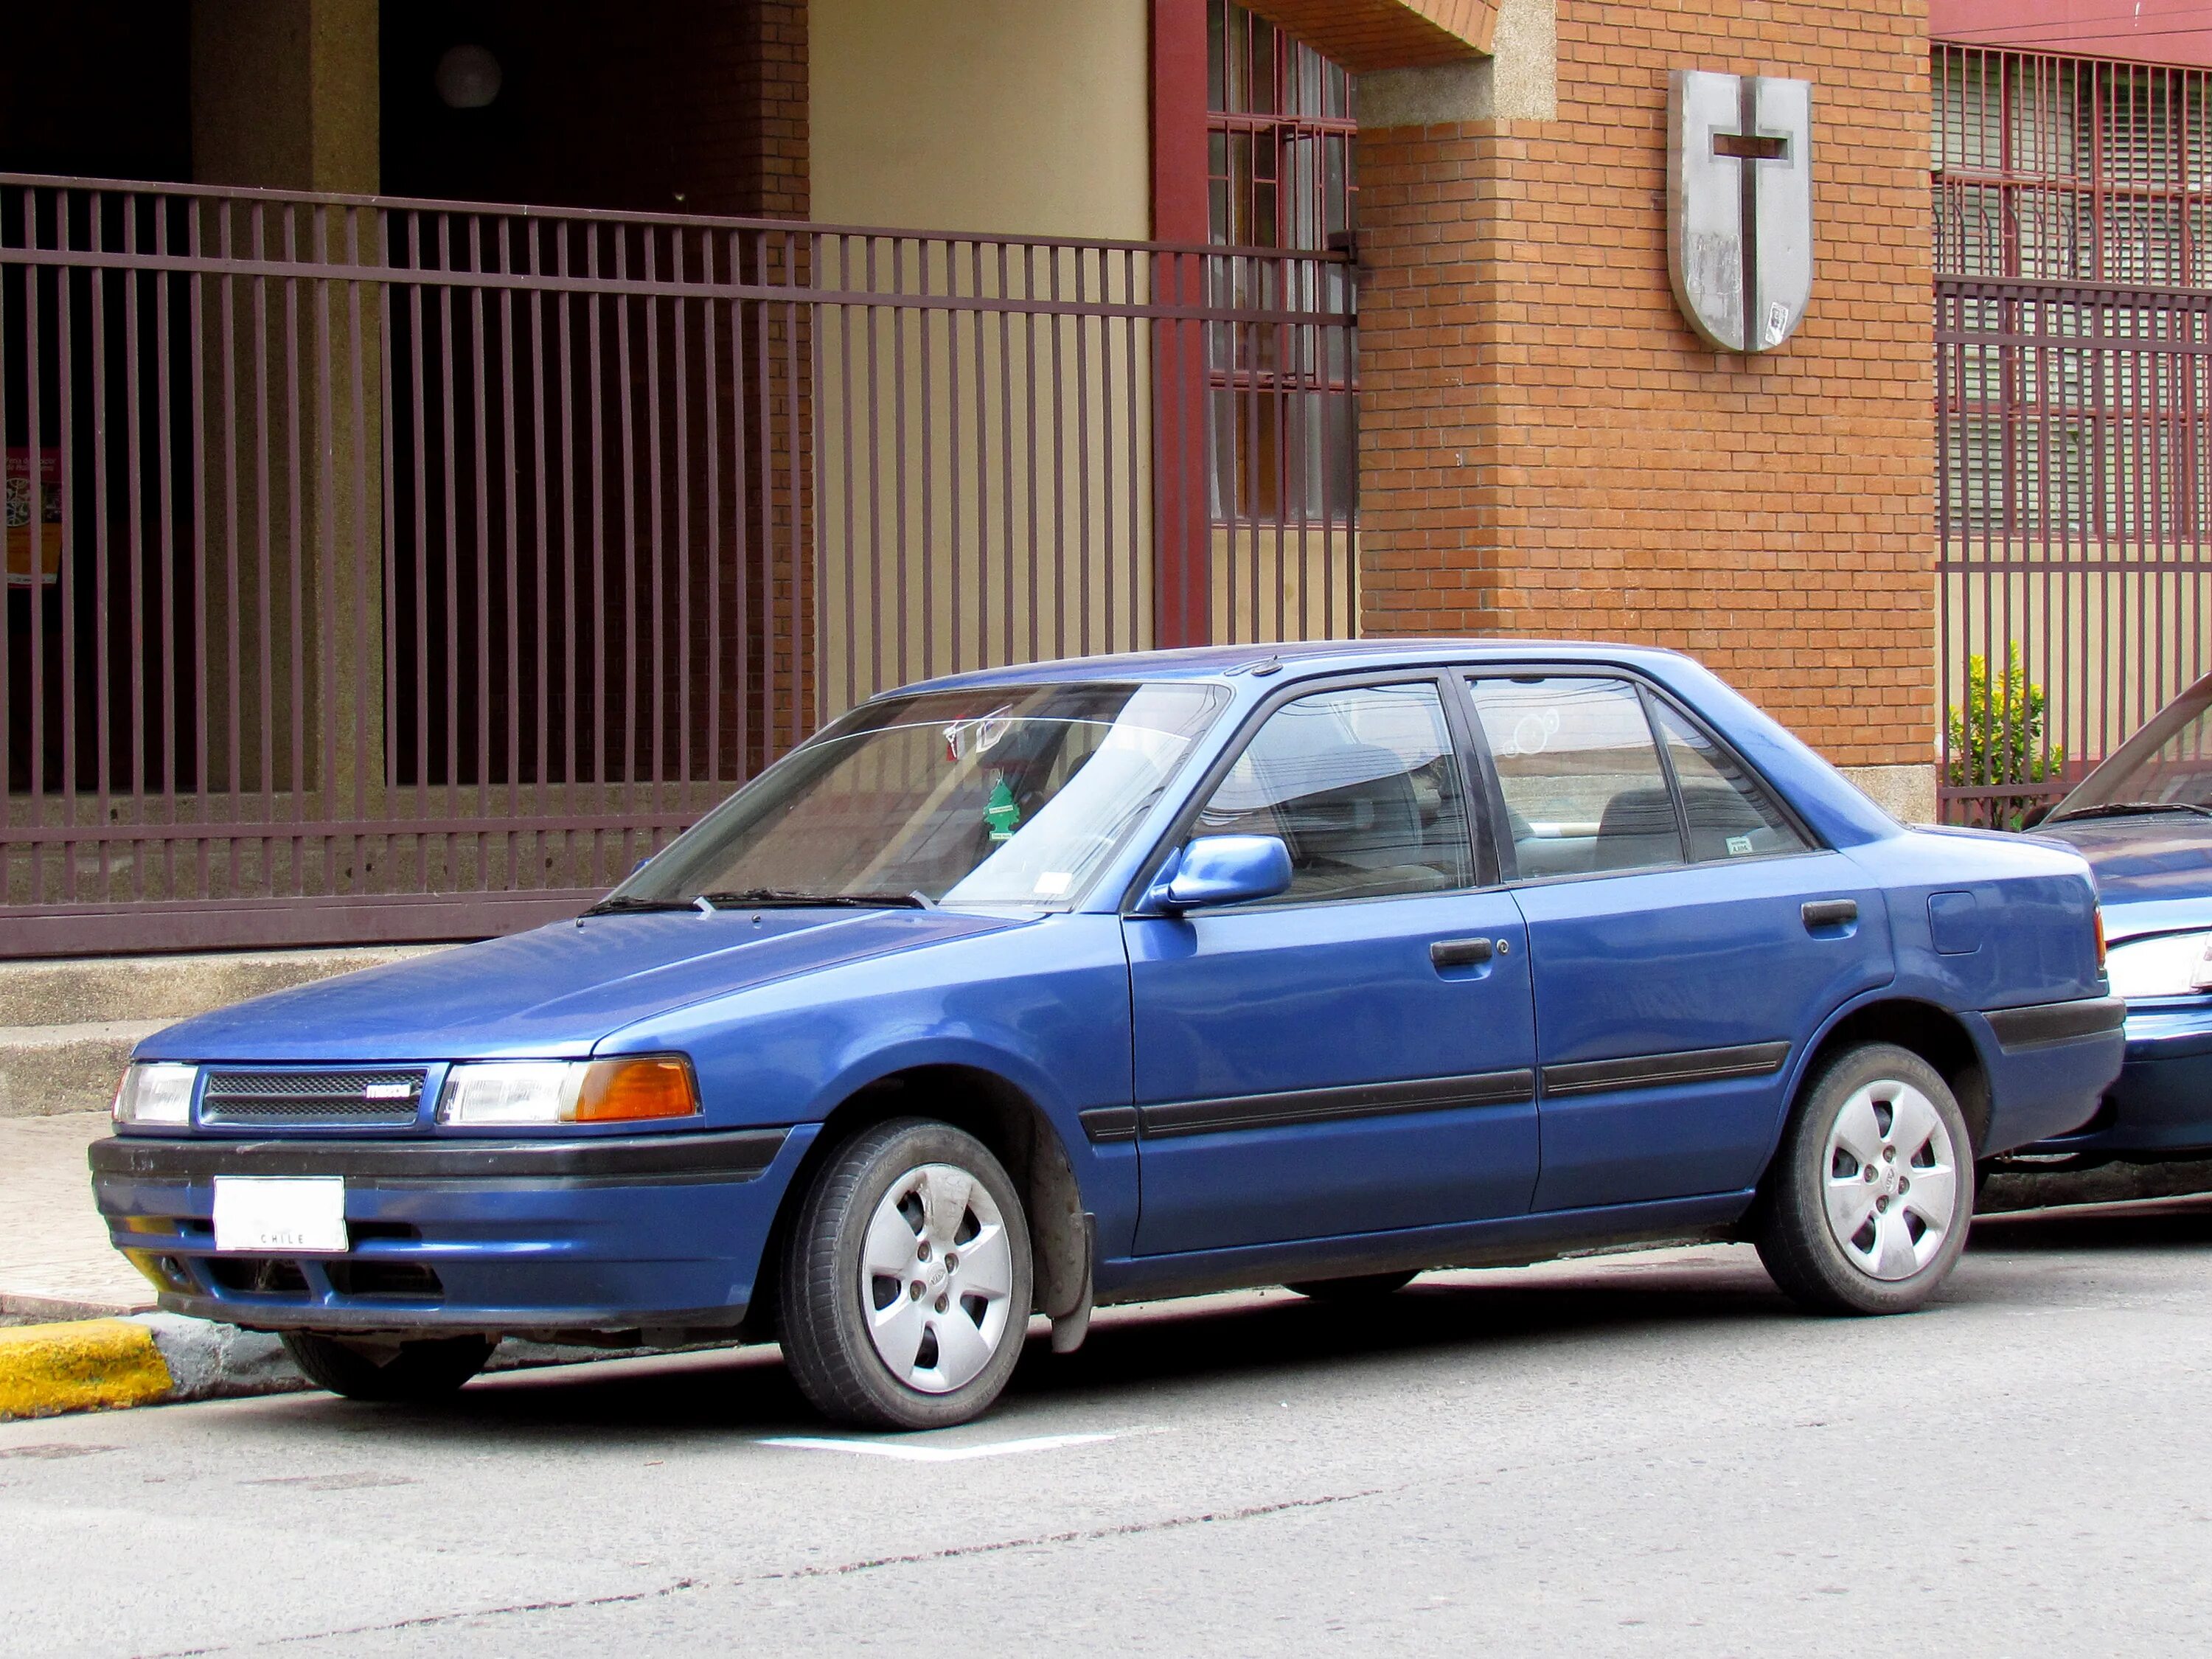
left=139, top=908, right=1030, bottom=1063
left=2036, top=816, right=2212, bottom=939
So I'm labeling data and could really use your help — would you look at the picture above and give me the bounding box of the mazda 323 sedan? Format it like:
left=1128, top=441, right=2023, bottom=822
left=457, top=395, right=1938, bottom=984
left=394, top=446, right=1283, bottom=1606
left=93, top=643, right=2124, bottom=1427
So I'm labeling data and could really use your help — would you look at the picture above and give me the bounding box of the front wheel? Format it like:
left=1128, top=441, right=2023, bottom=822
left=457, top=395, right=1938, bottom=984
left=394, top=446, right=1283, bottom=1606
left=1755, top=1043, right=1973, bottom=1315
left=779, top=1118, right=1034, bottom=1430
left=279, top=1332, right=497, bottom=1401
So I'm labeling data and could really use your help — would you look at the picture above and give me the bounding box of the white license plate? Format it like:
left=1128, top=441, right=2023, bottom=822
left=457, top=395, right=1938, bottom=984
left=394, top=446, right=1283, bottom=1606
left=212, top=1176, right=349, bottom=1254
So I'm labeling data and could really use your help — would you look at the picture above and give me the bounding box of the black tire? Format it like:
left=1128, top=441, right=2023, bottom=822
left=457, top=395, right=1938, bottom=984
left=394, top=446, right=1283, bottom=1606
left=279, top=1331, right=497, bottom=1402
left=1284, top=1270, right=1419, bottom=1302
left=779, top=1118, right=1034, bottom=1430
left=1755, top=1042, right=1975, bottom=1315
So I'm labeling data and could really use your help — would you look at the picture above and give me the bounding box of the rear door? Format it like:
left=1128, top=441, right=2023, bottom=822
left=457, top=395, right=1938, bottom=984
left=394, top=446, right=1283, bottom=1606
left=1462, top=672, right=1893, bottom=1212
left=1124, top=675, right=1540, bottom=1255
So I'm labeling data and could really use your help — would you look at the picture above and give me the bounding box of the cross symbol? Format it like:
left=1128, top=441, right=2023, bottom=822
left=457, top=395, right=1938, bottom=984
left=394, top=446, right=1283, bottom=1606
left=1711, top=86, right=1794, bottom=349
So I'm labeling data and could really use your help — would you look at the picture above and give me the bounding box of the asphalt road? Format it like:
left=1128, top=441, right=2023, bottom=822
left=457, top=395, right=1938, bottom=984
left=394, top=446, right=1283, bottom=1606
left=7, top=1201, right=2212, bottom=1658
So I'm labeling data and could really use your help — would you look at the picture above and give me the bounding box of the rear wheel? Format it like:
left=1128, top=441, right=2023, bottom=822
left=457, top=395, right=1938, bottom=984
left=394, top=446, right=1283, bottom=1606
left=279, top=1331, right=496, bottom=1402
left=779, top=1119, right=1033, bottom=1430
left=1755, top=1043, right=1972, bottom=1315
left=1284, top=1271, right=1419, bottom=1302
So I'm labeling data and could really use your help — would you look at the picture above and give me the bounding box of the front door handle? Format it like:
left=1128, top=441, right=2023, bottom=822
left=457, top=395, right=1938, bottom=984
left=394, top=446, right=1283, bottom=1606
left=1802, top=898, right=1859, bottom=932
left=1430, top=937, right=1495, bottom=970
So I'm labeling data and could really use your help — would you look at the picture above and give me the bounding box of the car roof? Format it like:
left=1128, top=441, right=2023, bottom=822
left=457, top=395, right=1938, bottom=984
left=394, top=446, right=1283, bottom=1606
left=894, top=638, right=1694, bottom=695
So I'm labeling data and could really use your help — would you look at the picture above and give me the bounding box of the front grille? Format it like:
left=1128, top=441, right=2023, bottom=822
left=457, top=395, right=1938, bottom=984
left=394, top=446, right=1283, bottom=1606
left=204, top=1256, right=311, bottom=1296
left=199, top=1068, right=427, bottom=1127
left=326, top=1261, right=444, bottom=1300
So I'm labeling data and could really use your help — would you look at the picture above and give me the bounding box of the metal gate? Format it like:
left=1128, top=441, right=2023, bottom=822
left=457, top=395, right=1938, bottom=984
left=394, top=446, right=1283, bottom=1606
left=1934, top=46, right=2212, bottom=824
left=0, top=176, right=1354, bottom=954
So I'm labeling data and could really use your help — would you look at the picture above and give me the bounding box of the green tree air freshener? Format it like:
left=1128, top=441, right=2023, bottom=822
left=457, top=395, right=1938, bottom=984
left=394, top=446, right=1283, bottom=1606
left=984, top=776, right=1021, bottom=843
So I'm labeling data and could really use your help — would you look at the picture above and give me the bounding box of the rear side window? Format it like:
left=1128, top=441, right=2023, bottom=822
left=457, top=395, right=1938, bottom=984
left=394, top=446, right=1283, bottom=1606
left=1650, top=701, right=1811, bottom=860
left=1194, top=682, right=1475, bottom=902
left=1465, top=678, right=1684, bottom=877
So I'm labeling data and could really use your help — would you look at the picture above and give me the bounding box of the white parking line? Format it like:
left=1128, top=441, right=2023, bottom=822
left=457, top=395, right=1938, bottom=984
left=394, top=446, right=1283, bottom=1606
left=757, top=1430, right=1121, bottom=1462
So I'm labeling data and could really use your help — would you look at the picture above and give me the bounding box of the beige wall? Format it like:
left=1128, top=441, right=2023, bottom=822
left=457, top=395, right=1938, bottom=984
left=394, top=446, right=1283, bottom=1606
left=812, top=1, right=1158, bottom=712
left=810, top=0, right=1151, bottom=238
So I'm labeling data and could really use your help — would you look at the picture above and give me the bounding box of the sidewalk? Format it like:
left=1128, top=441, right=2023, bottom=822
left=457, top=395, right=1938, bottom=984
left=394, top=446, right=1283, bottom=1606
left=0, top=1111, right=153, bottom=1320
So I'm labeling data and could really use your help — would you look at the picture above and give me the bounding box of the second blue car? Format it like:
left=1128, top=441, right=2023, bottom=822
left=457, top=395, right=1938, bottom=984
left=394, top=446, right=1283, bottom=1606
left=94, top=642, right=2121, bottom=1427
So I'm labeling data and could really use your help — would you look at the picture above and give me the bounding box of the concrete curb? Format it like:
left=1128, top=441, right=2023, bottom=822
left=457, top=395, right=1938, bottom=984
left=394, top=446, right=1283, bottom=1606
left=0, top=1312, right=722, bottom=1422
left=0, top=1318, right=173, bottom=1419
left=0, top=1314, right=307, bottom=1421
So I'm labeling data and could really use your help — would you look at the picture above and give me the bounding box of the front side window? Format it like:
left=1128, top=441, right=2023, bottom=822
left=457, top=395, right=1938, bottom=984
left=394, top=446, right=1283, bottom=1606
left=1466, top=677, right=1683, bottom=877
left=1192, top=681, right=1474, bottom=902
left=611, top=682, right=1228, bottom=911
left=1652, top=702, right=1811, bottom=860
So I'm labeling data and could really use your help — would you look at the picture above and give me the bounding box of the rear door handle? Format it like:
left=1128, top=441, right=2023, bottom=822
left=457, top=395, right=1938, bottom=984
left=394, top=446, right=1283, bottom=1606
left=1802, top=899, right=1858, bottom=931
left=1430, top=937, right=1495, bottom=970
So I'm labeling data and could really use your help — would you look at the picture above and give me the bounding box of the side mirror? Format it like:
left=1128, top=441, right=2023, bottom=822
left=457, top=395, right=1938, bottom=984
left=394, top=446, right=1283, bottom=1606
left=1152, top=835, right=1292, bottom=911
left=2018, top=803, right=2054, bottom=830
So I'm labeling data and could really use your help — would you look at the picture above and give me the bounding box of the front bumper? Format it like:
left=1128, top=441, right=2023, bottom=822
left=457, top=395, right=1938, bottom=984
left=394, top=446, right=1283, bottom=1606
left=2023, top=998, right=2212, bottom=1158
left=88, top=1125, right=816, bottom=1335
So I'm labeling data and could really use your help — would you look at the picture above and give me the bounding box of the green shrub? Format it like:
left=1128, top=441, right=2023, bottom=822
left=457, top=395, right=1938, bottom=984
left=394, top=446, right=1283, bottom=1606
left=1947, top=644, right=2064, bottom=828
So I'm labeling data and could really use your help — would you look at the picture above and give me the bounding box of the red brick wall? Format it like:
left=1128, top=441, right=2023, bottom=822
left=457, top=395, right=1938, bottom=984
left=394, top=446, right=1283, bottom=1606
left=1355, top=0, right=1935, bottom=769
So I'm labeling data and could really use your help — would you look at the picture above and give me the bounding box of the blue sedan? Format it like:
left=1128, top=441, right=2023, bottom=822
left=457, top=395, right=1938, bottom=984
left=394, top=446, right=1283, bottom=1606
left=94, top=642, right=2121, bottom=1427
left=2020, top=670, right=2212, bottom=1165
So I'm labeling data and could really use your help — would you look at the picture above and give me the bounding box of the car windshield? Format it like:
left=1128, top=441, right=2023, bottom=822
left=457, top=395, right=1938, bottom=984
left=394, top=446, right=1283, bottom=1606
left=605, top=681, right=1228, bottom=911
left=2053, top=678, right=2212, bottom=820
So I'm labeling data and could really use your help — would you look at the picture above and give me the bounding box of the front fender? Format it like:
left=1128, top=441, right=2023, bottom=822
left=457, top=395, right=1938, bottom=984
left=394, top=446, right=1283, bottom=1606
left=598, top=912, right=1138, bottom=1253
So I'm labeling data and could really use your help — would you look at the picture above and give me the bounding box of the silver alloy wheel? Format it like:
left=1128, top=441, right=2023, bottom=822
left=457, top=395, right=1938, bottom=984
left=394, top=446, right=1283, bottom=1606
left=1822, top=1077, right=1961, bottom=1281
left=859, top=1162, right=1018, bottom=1394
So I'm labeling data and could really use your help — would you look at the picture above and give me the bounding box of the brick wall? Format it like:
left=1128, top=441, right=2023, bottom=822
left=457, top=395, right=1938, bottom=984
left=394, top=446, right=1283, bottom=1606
left=1355, top=0, right=1935, bottom=770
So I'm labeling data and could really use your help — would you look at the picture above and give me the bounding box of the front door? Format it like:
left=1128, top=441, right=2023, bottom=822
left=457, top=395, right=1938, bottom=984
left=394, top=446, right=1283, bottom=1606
left=1463, top=674, right=1893, bottom=1212
left=1126, top=678, right=1540, bottom=1256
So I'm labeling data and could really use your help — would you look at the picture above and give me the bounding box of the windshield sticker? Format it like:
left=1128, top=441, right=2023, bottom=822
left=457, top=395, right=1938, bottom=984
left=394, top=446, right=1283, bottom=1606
left=1032, top=871, right=1073, bottom=898
left=984, top=776, right=1022, bottom=842
left=1726, top=833, right=1754, bottom=856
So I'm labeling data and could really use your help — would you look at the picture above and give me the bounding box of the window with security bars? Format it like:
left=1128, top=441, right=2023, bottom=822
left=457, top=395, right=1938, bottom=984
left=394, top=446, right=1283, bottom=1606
left=1206, top=0, right=1356, bottom=525
left=1934, top=46, right=2212, bottom=285
left=1934, top=46, right=2212, bottom=541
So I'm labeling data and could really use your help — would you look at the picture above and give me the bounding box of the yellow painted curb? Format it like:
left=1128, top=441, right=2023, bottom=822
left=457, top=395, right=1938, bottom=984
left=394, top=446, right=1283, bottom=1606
left=0, top=1319, right=173, bottom=1421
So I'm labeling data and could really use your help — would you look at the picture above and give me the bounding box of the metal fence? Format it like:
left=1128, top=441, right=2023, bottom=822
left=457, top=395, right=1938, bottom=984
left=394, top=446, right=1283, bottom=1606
left=0, top=175, right=1355, bottom=955
left=1933, top=45, right=2212, bottom=824
left=1936, top=274, right=2212, bottom=824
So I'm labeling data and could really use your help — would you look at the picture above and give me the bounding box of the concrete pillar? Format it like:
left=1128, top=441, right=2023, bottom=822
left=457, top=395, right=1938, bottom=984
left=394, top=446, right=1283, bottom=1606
left=189, top=0, right=383, bottom=810
left=192, top=0, right=380, bottom=194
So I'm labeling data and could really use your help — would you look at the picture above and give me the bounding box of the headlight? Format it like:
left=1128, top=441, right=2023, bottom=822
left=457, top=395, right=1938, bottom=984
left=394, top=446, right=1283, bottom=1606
left=437, top=1056, right=700, bottom=1125
left=2104, top=931, right=2212, bottom=1000
left=113, top=1062, right=198, bottom=1126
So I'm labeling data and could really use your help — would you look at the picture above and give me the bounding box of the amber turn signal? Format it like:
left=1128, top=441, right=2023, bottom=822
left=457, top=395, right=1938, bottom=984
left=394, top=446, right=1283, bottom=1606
left=2095, top=908, right=2108, bottom=971
left=574, top=1056, right=701, bottom=1122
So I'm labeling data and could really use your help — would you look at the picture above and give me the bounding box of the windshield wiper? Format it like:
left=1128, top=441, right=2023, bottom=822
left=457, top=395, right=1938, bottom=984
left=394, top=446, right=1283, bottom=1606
left=580, top=894, right=703, bottom=917
left=694, top=888, right=931, bottom=911
left=2047, top=801, right=2212, bottom=824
